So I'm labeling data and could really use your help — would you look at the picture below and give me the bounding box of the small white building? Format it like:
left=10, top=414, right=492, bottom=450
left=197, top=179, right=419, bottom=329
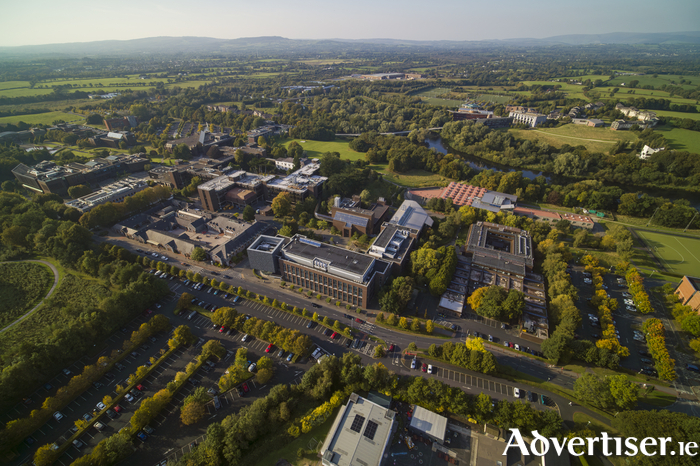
left=639, top=145, right=665, bottom=160
left=508, top=110, right=548, bottom=127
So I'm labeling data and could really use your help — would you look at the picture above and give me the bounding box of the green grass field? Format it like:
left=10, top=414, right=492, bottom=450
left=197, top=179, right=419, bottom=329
left=634, top=230, right=700, bottom=276
left=0, top=262, right=54, bottom=329
left=381, top=168, right=452, bottom=188
left=655, top=126, right=700, bottom=153
left=281, top=138, right=364, bottom=160
left=510, top=125, right=638, bottom=154
left=0, top=111, right=84, bottom=126
left=654, top=110, right=700, bottom=121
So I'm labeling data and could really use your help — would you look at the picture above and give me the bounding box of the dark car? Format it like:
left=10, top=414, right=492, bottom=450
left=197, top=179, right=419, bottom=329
left=306, top=321, right=315, bottom=329
left=237, top=387, right=245, bottom=397
left=106, top=409, right=117, bottom=419
left=44, top=383, right=53, bottom=391
left=137, top=431, right=148, bottom=441
left=104, top=372, right=115, bottom=380
left=312, top=303, right=321, bottom=308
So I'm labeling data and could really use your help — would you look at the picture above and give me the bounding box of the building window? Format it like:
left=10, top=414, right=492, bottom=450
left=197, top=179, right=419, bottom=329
left=359, top=289, right=363, bottom=299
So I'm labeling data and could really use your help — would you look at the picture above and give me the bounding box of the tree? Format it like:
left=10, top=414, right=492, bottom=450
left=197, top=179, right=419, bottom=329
left=170, top=325, right=195, bottom=348
left=243, top=205, right=255, bottom=221
left=467, top=287, right=488, bottom=310
left=177, top=292, right=195, bottom=311
left=181, top=401, right=205, bottom=425
left=191, top=247, right=206, bottom=261
left=410, top=319, right=421, bottom=332
left=398, top=317, right=409, bottom=329
left=425, top=320, right=434, bottom=334
left=33, top=444, right=58, bottom=466
left=257, top=368, right=274, bottom=384
left=502, top=290, right=525, bottom=320
left=271, top=192, right=293, bottom=218
left=374, top=346, right=385, bottom=358
left=476, top=286, right=508, bottom=320
left=67, top=184, right=92, bottom=199
left=408, top=342, right=417, bottom=352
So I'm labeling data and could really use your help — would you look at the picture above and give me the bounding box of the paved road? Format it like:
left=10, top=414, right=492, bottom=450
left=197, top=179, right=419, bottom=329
left=0, top=260, right=60, bottom=334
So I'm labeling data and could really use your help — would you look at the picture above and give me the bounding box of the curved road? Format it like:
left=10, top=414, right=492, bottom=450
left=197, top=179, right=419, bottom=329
left=0, top=260, right=60, bottom=334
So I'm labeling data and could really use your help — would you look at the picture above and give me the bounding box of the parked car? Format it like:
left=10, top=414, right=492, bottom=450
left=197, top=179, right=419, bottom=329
left=94, top=422, right=105, bottom=431
left=137, top=431, right=148, bottom=441
left=73, top=439, right=84, bottom=450
left=411, top=358, right=417, bottom=369
left=124, top=394, right=134, bottom=402
left=53, top=411, right=64, bottom=421
left=248, top=362, right=257, bottom=373
left=421, top=363, right=428, bottom=372
left=514, top=388, right=521, bottom=398
left=265, top=344, right=273, bottom=353
left=427, top=364, right=433, bottom=374
left=113, top=405, right=124, bottom=413
left=287, top=353, right=294, bottom=362
left=106, top=409, right=117, bottom=419
left=143, top=425, right=155, bottom=435
left=96, top=402, right=105, bottom=411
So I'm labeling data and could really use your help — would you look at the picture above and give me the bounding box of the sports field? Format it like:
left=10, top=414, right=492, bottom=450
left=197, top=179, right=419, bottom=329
left=634, top=230, right=700, bottom=276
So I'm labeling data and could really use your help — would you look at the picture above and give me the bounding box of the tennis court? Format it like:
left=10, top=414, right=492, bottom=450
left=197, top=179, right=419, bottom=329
left=635, top=230, right=700, bottom=276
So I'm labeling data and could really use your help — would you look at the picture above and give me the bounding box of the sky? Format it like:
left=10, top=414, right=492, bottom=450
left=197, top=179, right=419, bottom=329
left=1, top=0, right=698, bottom=47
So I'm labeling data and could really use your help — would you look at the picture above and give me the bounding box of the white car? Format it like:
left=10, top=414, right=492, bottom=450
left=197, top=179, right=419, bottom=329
left=514, top=344, right=520, bottom=351
left=411, top=358, right=417, bottom=369
left=427, top=364, right=433, bottom=374
left=161, top=255, right=168, bottom=261
left=626, top=306, right=637, bottom=312
left=624, top=299, right=635, bottom=305
left=124, top=394, right=134, bottom=402
left=96, top=402, right=105, bottom=410
left=53, top=411, right=64, bottom=421
left=94, top=422, right=104, bottom=431
left=514, top=388, right=521, bottom=398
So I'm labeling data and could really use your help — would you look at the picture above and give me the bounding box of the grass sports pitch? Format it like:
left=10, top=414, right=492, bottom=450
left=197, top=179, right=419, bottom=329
left=634, top=229, right=700, bottom=276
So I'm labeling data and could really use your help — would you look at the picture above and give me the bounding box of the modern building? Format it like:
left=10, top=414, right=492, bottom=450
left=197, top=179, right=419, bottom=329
left=676, top=276, right=700, bottom=313
left=103, top=116, right=137, bottom=131
left=329, top=197, right=391, bottom=237
left=264, top=163, right=326, bottom=203
left=572, top=118, right=605, bottom=127
left=409, top=405, right=447, bottom=445
left=12, top=154, right=148, bottom=196
left=65, top=177, right=149, bottom=212
left=276, top=235, right=392, bottom=308
left=320, top=393, right=396, bottom=466
left=386, top=200, right=433, bottom=234
left=508, top=110, right=548, bottom=127
left=639, top=144, right=665, bottom=159
left=464, top=222, right=534, bottom=279
left=368, top=223, right=418, bottom=275
left=463, top=221, right=548, bottom=337
left=247, top=235, right=286, bottom=274
left=438, top=183, right=517, bottom=213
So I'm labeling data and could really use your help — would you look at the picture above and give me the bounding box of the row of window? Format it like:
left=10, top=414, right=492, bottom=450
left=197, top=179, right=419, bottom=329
left=282, top=262, right=364, bottom=306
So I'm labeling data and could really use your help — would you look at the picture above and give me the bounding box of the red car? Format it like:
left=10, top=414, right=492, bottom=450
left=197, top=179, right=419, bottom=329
left=421, top=363, right=428, bottom=372
left=355, top=318, right=363, bottom=324
left=242, top=383, right=250, bottom=393
left=113, top=405, right=123, bottom=413
left=219, top=326, right=226, bottom=333
left=331, top=332, right=337, bottom=339
left=388, top=344, right=395, bottom=352
left=135, top=384, right=145, bottom=391
left=265, top=344, right=273, bottom=353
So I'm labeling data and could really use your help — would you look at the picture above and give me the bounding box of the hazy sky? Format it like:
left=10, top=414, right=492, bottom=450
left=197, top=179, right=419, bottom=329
left=1, top=0, right=698, bottom=47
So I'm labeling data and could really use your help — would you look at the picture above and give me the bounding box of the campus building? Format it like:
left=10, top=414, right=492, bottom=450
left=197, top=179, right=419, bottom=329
left=463, top=221, right=548, bottom=338
left=12, top=154, right=148, bottom=196
left=65, top=177, right=149, bottom=212
left=676, top=276, right=700, bottom=313
left=329, top=197, right=391, bottom=237
left=508, top=110, right=548, bottom=127
left=249, top=234, right=392, bottom=309
left=320, top=393, right=396, bottom=466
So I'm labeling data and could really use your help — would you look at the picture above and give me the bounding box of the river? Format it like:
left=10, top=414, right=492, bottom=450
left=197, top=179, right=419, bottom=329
left=425, top=137, right=551, bottom=181
left=426, top=136, right=700, bottom=209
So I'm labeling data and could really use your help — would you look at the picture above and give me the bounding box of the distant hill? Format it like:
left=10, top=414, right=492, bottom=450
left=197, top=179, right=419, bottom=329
left=1, top=31, right=699, bottom=57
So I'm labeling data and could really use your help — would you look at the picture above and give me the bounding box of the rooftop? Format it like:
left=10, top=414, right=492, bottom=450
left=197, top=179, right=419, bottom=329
left=409, top=405, right=447, bottom=443
left=197, top=174, right=236, bottom=192
left=282, top=235, right=376, bottom=280
left=320, top=393, right=395, bottom=466
left=389, top=200, right=433, bottom=231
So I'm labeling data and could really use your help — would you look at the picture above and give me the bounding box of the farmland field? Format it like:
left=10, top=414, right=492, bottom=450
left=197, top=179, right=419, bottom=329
left=633, top=230, right=700, bottom=277
left=0, top=111, right=84, bottom=126
left=0, top=262, right=54, bottom=329
left=414, top=87, right=463, bottom=107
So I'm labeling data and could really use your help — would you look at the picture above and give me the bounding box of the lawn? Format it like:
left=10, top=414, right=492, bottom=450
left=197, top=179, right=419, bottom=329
left=380, top=169, right=453, bottom=188
left=0, top=88, right=54, bottom=98
left=280, top=138, right=364, bottom=160
left=0, top=111, right=84, bottom=126
left=633, top=230, right=700, bottom=277
left=654, top=126, right=700, bottom=153
left=0, top=262, right=54, bottom=329
left=510, top=125, right=638, bottom=154
left=654, top=110, right=700, bottom=121
left=0, top=80, right=30, bottom=90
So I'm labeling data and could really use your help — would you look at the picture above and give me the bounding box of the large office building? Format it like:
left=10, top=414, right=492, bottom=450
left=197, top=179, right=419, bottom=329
left=508, top=110, right=548, bottom=127
left=320, top=393, right=396, bottom=466
left=12, top=154, right=148, bottom=196
left=248, top=234, right=392, bottom=309
left=65, top=177, right=149, bottom=212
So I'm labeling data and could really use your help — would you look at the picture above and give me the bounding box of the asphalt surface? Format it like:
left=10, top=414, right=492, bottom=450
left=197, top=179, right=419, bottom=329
left=10, top=227, right=689, bottom=465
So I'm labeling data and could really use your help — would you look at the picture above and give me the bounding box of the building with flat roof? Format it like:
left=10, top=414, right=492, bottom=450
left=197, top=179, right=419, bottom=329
left=439, top=183, right=518, bottom=213
left=409, top=405, right=448, bottom=445
left=65, top=177, right=149, bottom=212
left=368, top=223, right=418, bottom=275
left=465, top=222, right=534, bottom=278
left=247, top=235, right=287, bottom=274
left=320, top=393, right=396, bottom=466
left=264, top=163, right=326, bottom=203
left=509, top=110, right=547, bottom=127
left=12, top=154, right=148, bottom=196
left=279, top=235, right=391, bottom=308
left=676, top=276, right=700, bottom=313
